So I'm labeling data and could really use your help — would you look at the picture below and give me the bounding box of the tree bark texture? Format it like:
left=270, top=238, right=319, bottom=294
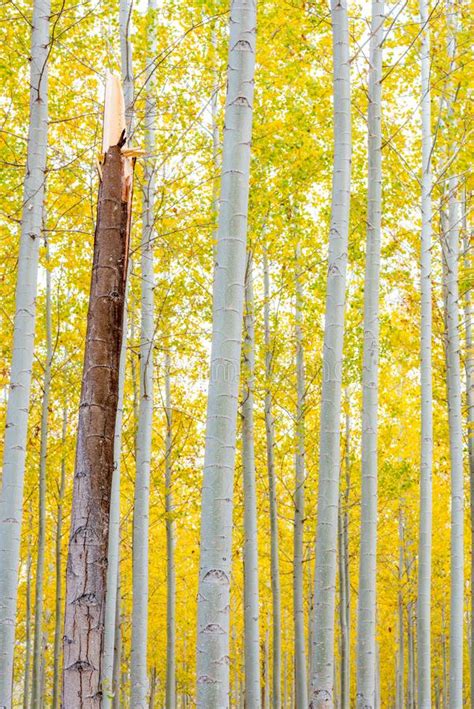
left=62, top=136, right=133, bottom=708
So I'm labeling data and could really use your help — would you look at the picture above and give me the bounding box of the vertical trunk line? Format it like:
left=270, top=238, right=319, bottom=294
left=294, top=243, right=307, bottom=707
left=310, top=1, right=351, bottom=705
left=0, top=0, right=50, bottom=699
left=195, top=1, right=256, bottom=705
left=263, top=245, right=282, bottom=709
left=242, top=251, right=261, bottom=707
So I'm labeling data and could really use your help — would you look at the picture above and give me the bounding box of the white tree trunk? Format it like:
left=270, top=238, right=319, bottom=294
left=31, top=244, right=53, bottom=709
left=119, top=0, right=134, bottom=134
left=131, top=2, right=157, bottom=705
left=356, top=3, right=384, bottom=707
left=339, top=398, right=351, bottom=709
left=112, top=570, right=122, bottom=709
left=443, top=181, right=464, bottom=706
left=293, top=245, right=307, bottom=707
left=263, top=246, right=282, bottom=709
left=195, top=0, right=256, bottom=704
left=0, top=0, right=50, bottom=700
left=464, top=201, right=474, bottom=709
left=23, top=549, right=32, bottom=709
left=52, top=406, right=67, bottom=709
left=417, top=1, right=433, bottom=705
left=241, top=252, right=261, bottom=707
left=444, top=4, right=464, bottom=703
left=310, top=1, right=351, bottom=706
left=103, top=3, right=134, bottom=702
left=165, top=353, right=177, bottom=709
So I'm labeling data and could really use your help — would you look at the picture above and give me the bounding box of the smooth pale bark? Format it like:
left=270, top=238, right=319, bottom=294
left=62, top=79, right=134, bottom=707
left=103, top=1, right=134, bottom=702
left=165, top=353, right=177, bottom=709
left=263, top=247, right=282, bottom=709
left=130, top=2, right=157, bottom=705
left=119, top=0, right=134, bottom=134
left=211, top=31, right=220, bottom=265
left=356, top=3, right=383, bottom=706
left=444, top=4, right=464, bottom=704
left=31, top=244, right=53, bottom=709
left=417, top=2, right=433, bottom=706
left=23, top=550, right=32, bottom=709
left=52, top=407, right=67, bottom=709
left=443, top=180, right=464, bottom=706
left=112, top=570, right=122, bottom=709
left=293, top=246, right=307, bottom=707
left=310, top=2, right=351, bottom=706
left=339, top=399, right=351, bottom=709
left=464, top=203, right=474, bottom=709
left=195, top=1, right=256, bottom=704
left=241, top=252, right=261, bottom=707
left=0, top=0, right=50, bottom=699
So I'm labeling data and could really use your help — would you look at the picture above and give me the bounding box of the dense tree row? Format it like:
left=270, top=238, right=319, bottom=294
left=0, top=0, right=472, bottom=706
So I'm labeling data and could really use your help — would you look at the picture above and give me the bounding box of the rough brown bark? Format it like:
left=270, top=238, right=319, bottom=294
left=62, top=138, right=133, bottom=708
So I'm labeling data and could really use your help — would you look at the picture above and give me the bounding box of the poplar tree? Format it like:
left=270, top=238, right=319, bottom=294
left=103, top=2, right=135, bottom=704
left=263, top=245, right=282, bottom=709
left=356, top=2, right=384, bottom=706
left=293, top=245, right=307, bottom=707
left=31, top=243, right=53, bottom=708
left=195, top=0, right=257, bottom=703
left=0, top=1, right=50, bottom=701
left=130, top=0, right=158, bottom=702
left=242, top=252, right=261, bottom=707
left=310, top=1, right=351, bottom=704
left=416, top=0, right=434, bottom=703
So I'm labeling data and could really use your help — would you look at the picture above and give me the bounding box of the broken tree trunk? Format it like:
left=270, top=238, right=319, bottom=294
left=62, top=74, right=135, bottom=708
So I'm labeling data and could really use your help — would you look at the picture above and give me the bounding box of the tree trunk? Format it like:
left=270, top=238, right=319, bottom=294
left=149, top=667, right=157, bottom=709
left=112, top=569, right=122, bottom=709
left=464, top=198, right=474, bottom=709
left=103, top=4, right=134, bottom=702
left=165, top=353, right=177, bottom=709
left=23, top=549, right=33, bottom=709
left=310, top=1, right=351, bottom=706
left=356, top=3, right=383, bottom=707
left=130, top=2, right=157, bottom=706
left=242, top=252, right=261, bottom=707
left=444, top=3, right=464, bottom=702
left=195, top=1, right=256, bottom=705
left=339, top=397, right=351, bottom=709
left=119, top=0, right=134, bottom=134
left=417, top=0, right=434, bottom=705
left=443, top=178, right=464, bottom=707
left=52, top=407, right=67, bottom=709
left=293, top=245, right=307, bottom=707
left=0, top=0, right=50, bottom=699
left=263, top=246, right=282, bottom=709
left=31, top=242, right=53, bottom=709
left=264, top=624, right=270, bottom=709
left=62, top=75, right=134, bottom=708
left=103, top=318, right=127, bottom=708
